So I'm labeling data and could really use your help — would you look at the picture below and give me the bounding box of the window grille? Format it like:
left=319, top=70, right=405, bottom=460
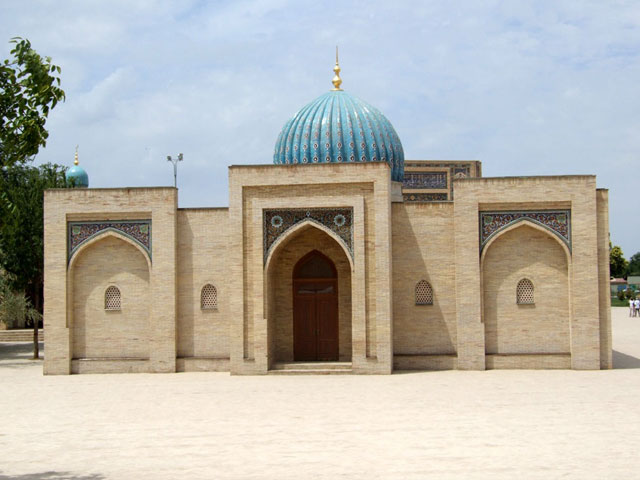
left=201, top=284, right=218, bottom=310
left=517, top=278, right=534, bottom=304
left=105, top=286, right=121, bottom=310
left=415, top=280, right=433, bottom=305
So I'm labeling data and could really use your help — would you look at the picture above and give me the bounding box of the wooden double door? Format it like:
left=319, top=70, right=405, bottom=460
left=292, top=251, right=339, bottom=361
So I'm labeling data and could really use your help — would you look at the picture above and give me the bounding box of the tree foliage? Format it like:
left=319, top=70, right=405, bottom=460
left=0, top=268, right=41, bottom=329
left=610, top=245, right=628, bottom=278
left=0, top=163, right=68, bottom=293
left=0, top=163, right=68, bottom=357
left=628, top=252, right=640, bottom=277
left=0, top=37, right=65, bottom=167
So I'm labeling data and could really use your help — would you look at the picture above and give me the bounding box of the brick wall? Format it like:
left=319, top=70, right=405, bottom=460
left=176, top=208, right=230, bottom=361
left=482, top=223, right=570, bottom=354
left=391, top=202, right=457, bottom=355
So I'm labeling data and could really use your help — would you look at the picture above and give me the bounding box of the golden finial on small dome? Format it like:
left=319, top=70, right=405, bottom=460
left=74, top=145, right=79, bottom=165
left=332, top=46, right=343, bottom=91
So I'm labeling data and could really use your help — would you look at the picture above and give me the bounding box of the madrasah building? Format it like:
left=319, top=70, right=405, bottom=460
left=43, top=56, right=612, bottom=375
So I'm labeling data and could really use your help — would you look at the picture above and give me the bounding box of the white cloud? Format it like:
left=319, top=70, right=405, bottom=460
left=1, top=0, right=638, bottom=254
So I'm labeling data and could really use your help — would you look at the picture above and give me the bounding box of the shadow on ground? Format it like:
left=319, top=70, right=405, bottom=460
left=613, top=350, right=640, bottom=369
left=0, top=473, right=104, bottom=480
left=0, top=342, right=44, bottom=369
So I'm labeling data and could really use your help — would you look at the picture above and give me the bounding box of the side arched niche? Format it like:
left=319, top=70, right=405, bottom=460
left=481, top=221, right=570, bottom=356
left=265, top=221, right=352, bottom=364
left=69, top=231, right=151, bottom=359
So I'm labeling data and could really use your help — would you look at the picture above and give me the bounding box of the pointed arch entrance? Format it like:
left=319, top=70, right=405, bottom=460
left=292, top=251, right=339, bottom=361
left=265, top=223, right=352, bottom=364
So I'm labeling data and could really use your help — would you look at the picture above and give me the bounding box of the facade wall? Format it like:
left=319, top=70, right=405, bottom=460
left=268, top=225, right=352, bottom=362
left=176, top=208, right=230, bottom=363
left=71, top=235, right=150, bottom=359
left=43, top=164, right=611, bottom=375
left=391, top=202, right=457, bottom=357
left=229, top=162, right=393, bottom=374
left=454, top=175, right=606, bottom=370
left=44, top=187, right=177, bottom=375
left=482, top=224, right=570, bottom=354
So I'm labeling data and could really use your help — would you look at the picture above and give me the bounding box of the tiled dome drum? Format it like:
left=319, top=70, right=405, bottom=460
left=273, top=90, right=405, bottom=182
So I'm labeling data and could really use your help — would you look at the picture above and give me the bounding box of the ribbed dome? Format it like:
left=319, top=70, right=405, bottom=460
left=67, top=164, right=89, bottom=188
left=273, top=90, right=404, bottom=181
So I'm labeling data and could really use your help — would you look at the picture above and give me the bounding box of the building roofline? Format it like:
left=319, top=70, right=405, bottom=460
left=454, top=174, right=596, bottom=181
left=45, top=186, right=177, bottom=193
left=178, top=207, right=228, bottom=211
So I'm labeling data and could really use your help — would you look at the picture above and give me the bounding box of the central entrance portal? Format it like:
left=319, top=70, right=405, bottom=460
left=293, top=251, right=339, bottom=361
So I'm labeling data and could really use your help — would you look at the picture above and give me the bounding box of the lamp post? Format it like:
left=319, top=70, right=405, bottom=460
left=167, top=153, right=183, bottom=188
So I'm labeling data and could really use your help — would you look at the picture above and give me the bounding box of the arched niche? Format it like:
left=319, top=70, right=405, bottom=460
left=68, top=231, right=151, bottom=360
left=481, top=221, right=570, bottom=356
left=265, top=223, right=352, bottom=364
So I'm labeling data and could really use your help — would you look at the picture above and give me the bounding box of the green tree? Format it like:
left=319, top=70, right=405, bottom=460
left=0, top=38, right=66, bottom=358
left=628, top=252, right=640, bottom=276
left=610, top=244, right=628, bottom=278
left=0, top=37, right=65, bottom=167
left=0, top=163, right=68, bottom=358
left=0, top=268, right=41, bottom=330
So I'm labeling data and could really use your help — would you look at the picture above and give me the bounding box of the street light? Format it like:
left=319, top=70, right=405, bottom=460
left=167, top=153, right=183, bottom=188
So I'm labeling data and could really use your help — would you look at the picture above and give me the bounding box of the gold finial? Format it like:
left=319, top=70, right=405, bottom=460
left=332, top=46, right=343, bottom=91
left=74, top=145, right=79, bottom=165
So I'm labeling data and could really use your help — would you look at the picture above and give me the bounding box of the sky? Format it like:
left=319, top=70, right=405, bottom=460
left=1, top=0, right=639, bottom=257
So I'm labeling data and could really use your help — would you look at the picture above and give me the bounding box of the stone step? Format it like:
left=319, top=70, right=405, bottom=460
left=268, top=368, right=352, bottom=375
left=271, top=361, right=352, bottom=370
left=0, top=329, right=44, bottom=342
left=269, top=362, right=352, bottom=374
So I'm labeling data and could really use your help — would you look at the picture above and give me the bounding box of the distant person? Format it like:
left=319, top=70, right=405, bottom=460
left=635, top=298, right=640, bottom=317
left=631, top=298, right=635, bottom=317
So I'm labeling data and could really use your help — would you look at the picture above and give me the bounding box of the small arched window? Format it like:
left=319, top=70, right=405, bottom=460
left=105, top=286, right=121, bottom=311
left=201, top=284, right=218, bottom=310
left=415, top=280, right=433, bottom=305
left=517, top=278, right=534, bottom=304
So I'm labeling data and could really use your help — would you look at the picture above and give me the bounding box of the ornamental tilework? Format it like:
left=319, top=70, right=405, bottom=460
left=404, top=162, right=473, bottom=200
left=479, top=211, right=571, bottom=251
left=402, top=172, right=448, bottom=189
left=264, top=208, right=353, bottom=263
left=68, top=220, right=152, bottom=264
left=403, top=193, right=448, bottom=202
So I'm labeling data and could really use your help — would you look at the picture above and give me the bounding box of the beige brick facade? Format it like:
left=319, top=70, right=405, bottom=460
left=43, top=162, right=611, bottom=375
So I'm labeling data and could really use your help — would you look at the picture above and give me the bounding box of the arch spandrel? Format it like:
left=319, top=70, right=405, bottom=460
left=68, top=220, right=151, bottom=266
left=479, top=211, right=571, bottom=256
left=263, top=208, right=353, bottom=266
left=480, top=219, right=572, bottom=268
left=264, top=220, right=354, bottom=274
left=68, top=229, right=152, bottom=272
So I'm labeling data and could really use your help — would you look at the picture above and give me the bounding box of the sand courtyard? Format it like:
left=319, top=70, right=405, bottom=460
left=1, top=307, right=639, bottom=479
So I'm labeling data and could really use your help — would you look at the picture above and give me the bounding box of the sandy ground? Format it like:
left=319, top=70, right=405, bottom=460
left=1, top=308, right=639, bottom=480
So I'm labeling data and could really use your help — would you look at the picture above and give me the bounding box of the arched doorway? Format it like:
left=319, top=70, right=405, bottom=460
left=292, top=250, right=339, bottom=361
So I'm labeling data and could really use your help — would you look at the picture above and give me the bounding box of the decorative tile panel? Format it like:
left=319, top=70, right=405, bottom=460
left=264, top=208, right=353, bottom=263
left=403, top=162, right=474, bottom=200
left=402, top=172, right=447, bottom=189
left=68, top=220, right=151, bottom=264
left=403, top=193, right=448, bottom=202
left=479, top=211, right=571, bottom=252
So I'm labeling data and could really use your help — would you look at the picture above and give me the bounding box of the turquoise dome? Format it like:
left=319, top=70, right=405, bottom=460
left=273, top=90, right=404, bottom=181
left=67, top=163, right=89, bottom=188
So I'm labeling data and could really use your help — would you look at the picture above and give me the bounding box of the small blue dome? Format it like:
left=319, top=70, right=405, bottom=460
left=67, top=164, right=89, bottom=188
left=273, top=90, right=404, bottom=181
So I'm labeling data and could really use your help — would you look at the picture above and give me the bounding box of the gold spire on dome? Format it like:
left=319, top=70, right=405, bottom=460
left=74, top=145, right=79, bottom=165
left=332, top=46, right=343, bottom=91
